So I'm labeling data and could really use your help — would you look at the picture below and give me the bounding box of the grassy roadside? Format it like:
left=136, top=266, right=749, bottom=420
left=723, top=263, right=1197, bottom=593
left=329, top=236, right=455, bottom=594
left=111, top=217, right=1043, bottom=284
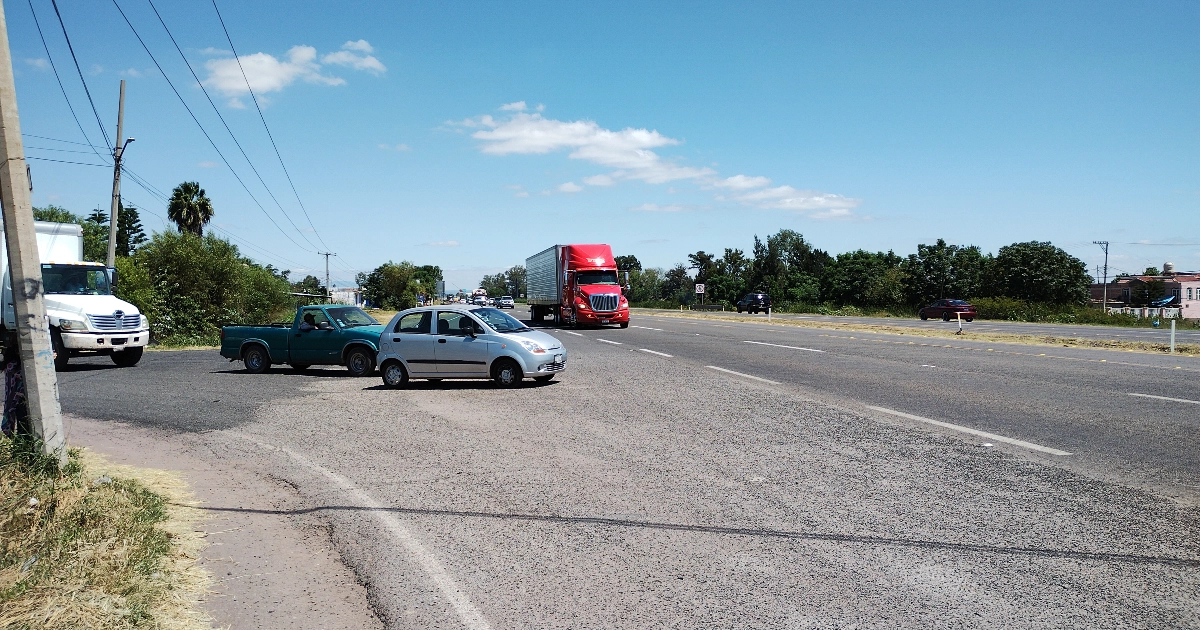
left=638, top=310, right=1200, bottom=357
left=1, top=440, right=211, bottom=629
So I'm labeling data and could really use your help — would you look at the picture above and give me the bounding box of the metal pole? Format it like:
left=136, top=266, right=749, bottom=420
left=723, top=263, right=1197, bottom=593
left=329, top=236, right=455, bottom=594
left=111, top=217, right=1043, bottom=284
left=1094, top=241, right=1109, bottom=314
left=318, top=252, right=334, bottom=303
left=0, top=2, right=66, bottom=463
left=107, top=80, right=126, bottom=267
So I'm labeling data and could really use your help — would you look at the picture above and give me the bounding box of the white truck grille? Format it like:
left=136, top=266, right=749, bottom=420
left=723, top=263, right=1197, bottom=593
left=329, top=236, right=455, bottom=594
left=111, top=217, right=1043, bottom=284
left=589, top=293, right=619, bottom=312
left=88, top=314, right=141, bottom=330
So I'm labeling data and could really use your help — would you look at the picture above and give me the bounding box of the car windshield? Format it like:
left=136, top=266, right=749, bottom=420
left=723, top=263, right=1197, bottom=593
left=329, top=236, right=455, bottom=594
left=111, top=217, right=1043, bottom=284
left=947, top=300, right=971, bottom=306
left=577, top=270, right=619, bottom=285
left=42, top=264, right=111, bottom=295
left=471, top=307, right=530, bottom=332
left=326, top=307, right=379, bottom=328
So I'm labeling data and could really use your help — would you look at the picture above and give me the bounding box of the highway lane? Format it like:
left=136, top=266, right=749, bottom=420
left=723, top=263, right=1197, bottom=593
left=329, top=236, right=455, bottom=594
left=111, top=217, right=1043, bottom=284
left=634, top=307, right=1200, bottom=344
left=565, top=311, right=1200, bottom=501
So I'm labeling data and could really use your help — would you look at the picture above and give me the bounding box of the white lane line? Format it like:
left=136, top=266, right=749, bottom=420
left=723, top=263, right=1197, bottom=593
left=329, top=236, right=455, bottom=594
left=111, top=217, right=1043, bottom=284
left=562, top=331, right=584, bottom=336
left=744, top=340, right=825, bottom=353
left=1128, top=393, right=1200, bottom=405
left=631, top=325, right=664, bottom=331
left=596, top=338, right=623, bottom=345
left=865, top=406, right=1072, bottom=456
left=705, top=365, right=781, bottom=384
left=638, top=348, right=673, bottom=358
left=226, top=432, right=492, bottom=629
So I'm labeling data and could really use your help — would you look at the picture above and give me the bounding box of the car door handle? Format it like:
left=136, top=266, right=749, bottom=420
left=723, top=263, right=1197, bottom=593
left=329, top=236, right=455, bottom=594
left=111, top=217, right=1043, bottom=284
left=392, top=338, right=402, bottom=342
left=438, top=338, right=447, bottom=343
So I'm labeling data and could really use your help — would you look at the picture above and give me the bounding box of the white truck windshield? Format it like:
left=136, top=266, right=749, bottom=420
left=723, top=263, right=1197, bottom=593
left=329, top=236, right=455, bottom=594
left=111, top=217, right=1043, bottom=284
left=42, top=264, right=111, bottom=295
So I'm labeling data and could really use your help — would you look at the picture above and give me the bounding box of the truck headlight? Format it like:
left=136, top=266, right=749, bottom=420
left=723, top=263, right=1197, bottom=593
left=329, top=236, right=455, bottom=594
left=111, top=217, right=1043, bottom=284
left=139, top=315, right=149, bottom=328
left=58, top=319, right=87, bottom=331
left=517, top=339, right=546, bottom=354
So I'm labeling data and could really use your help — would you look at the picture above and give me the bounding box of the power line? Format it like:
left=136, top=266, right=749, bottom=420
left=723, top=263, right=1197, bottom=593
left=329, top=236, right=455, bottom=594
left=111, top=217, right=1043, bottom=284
left=109, top=0, right=314, bottom=253
left=26, top=156, right=108, bottom=167
left=143, top=0, right=321, bottom=252
left=25, top=1, right=111, bottom=164
left=210, top=0, right=331, bottom=252
left=48, top=0, right=112, bottom=150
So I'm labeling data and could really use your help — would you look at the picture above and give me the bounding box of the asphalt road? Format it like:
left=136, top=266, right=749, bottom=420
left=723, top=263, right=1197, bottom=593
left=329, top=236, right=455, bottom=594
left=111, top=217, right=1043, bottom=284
left=636, top=307, right=1200, bottom=344
left=56, top=325, right=1200, bottom=628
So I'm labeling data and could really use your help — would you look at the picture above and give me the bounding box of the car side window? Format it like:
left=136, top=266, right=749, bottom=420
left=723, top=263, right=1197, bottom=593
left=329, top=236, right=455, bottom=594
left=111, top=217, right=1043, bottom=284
left=301, top=308, right=331, bottom=327
left=437, top=312, right=481, bottom=336
left=395, top=311, right=431, bottom=334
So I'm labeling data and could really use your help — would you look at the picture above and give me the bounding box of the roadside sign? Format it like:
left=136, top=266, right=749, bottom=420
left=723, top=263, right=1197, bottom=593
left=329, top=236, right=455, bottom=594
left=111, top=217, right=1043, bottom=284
left=695, top=283, right=705, bottom=294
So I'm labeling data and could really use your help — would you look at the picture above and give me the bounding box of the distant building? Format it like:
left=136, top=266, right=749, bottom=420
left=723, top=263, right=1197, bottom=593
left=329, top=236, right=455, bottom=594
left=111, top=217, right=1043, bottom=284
left=1089, top=262, right=1200, bottom=319
left=331, top=287, right=362, bottom=306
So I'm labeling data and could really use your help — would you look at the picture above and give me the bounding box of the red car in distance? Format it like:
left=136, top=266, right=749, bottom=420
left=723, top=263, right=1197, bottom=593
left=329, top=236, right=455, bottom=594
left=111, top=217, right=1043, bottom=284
left=919, top=299, right=977, bottom=322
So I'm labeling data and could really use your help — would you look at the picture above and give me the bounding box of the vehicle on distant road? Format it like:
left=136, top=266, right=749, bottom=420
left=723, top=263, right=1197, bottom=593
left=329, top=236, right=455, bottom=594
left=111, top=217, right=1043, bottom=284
left=498, top=295, right=515, bottom=309
left=736, top=292, right=772, bottom=314
left=220, top=305, right=384, bottom=376
left=526, top=244, right=630, bottom=328
left=376, top=305, right=566, bottom=388
left=473, top=295, right=488, bottom=306
left=919, top=299, right=977, bottom=322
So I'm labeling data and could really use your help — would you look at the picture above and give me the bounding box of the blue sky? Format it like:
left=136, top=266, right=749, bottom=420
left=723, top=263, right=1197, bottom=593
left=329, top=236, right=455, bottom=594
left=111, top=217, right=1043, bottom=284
left=10, top=1, right=1198, bottom=291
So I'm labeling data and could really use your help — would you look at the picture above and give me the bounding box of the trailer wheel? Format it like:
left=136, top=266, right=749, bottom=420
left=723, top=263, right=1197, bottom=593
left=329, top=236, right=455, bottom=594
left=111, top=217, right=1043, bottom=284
left=51, top=329, right=69, bottom=371
left=243, top=344, right=270, bottom=374
left=531, top=306, right=544, bottom=322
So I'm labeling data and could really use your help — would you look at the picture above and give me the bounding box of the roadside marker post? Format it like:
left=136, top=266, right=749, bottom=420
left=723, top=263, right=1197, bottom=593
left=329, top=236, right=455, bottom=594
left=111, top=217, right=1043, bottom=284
left=768, top=307, right=771, bottom=322
left=0, top=3, right=67, bottom=464
left=1170, top=319, right=1176, bottom=354
left=956, top=312, right=963, bottom=335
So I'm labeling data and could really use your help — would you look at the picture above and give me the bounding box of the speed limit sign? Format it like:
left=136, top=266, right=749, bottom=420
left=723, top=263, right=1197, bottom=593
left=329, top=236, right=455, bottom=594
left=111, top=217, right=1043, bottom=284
left=695, top=283, right=705, bottom=294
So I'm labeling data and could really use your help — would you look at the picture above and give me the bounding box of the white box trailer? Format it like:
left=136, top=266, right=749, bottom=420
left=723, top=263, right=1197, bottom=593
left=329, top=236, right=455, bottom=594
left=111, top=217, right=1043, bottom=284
left=1, top=221, right=149, bottom=369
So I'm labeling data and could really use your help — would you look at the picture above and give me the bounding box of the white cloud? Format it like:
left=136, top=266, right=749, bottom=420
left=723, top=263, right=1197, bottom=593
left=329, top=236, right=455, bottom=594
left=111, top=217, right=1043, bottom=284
left=629, top=203, right=692, bottom=212
left=734, top=185, right=861, bottom=213
left=582, top=174, right=614, bottom=186
left=378, top=143, right=410, bottom=151
left=322, top=44, right=386, bottom=74
left=558, top=182, right=583, bottom=193
left=514, top=191, right=530, bottom=198
left=197, top=161, right=218, bottom=168
left=199, top=47, right=231, bottom=56
left=341, top=39, right=374, bottom=53
left=713, top=174, right=771, bottom=190
left=500, top=101, right=527, bottom=111
left=203, top=41, right=384, bottom=104
left=424, top=240, right=460, bottom=247
left=120, top=68, right=143, bottom=78
left=24, top=58, right=50, bottom=71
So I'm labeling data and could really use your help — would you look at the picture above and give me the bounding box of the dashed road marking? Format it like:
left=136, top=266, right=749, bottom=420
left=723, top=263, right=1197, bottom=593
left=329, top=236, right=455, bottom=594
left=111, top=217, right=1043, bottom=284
left=596, top=339, right=623, bottom=345
left=562, top=331, right=584, bottom=336
left=638, top=348, right=673, bottom=358
left=705, top=365, right=781, bottom=384
left=631, top=325, right=664, bottom=331
left=744, top=340, right=825, bottom=353
left=1128, top=393, right=1200, bottom=405
left=865, top=406, right=1072, bottom=456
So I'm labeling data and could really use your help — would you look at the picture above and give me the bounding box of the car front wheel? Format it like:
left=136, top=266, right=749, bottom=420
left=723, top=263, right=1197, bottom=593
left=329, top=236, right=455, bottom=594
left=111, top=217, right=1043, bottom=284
left=493, top=358, right=522, bottom=388
left=942, top=312, right=951, bottom=322
left=111, top=347, right=143, bottom=367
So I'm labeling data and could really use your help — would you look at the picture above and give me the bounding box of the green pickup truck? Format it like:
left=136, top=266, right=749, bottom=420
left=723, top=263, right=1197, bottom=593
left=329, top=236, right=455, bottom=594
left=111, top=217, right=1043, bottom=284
left=220, top=305, right=384, bottom=376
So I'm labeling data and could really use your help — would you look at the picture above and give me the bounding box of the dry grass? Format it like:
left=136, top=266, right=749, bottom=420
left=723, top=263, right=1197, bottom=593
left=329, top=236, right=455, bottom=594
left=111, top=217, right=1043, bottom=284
left=642, top=311, right=1200, bottom=357
left=0, top=440, right=212, bottom=630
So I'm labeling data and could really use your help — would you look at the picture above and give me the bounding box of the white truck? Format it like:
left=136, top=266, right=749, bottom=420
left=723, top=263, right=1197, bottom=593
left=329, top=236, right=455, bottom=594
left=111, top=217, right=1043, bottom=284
left=1, top=221, right=149, bottom=369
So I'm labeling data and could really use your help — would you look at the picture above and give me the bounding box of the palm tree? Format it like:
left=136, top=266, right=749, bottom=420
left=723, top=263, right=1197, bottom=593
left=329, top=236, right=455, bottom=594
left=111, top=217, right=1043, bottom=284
left=167, top=181, right=214, bottom=236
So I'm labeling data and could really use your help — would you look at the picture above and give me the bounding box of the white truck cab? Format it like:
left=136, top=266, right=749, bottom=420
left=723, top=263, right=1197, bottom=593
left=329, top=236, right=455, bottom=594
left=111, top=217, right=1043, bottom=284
left=1, top=221, right=149, bottom=369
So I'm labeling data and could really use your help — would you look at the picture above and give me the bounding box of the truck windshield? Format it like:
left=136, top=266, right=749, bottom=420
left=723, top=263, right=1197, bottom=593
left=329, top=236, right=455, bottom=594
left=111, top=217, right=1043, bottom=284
left=42, top=264, right=111, bottom=295
left=326, top=307, right=379, bottom=328
left=577, top=270, right=619, bottom=285
left=471, top=307, right=530, bottom=332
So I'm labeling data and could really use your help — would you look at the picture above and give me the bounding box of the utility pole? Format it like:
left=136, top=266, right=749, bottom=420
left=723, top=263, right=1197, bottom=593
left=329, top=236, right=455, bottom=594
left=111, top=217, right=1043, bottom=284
left=107, top=80, right=133, bottom=268
left=0, top=2, right=66, bottom=463
left=1093, top=241, right=1109, bottom=313
left=319, top=252, right=335, bottom=303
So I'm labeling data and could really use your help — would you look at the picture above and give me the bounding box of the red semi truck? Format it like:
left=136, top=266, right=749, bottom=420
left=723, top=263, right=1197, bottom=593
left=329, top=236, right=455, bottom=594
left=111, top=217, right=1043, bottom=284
left=526, top=244, right=630, bottom=327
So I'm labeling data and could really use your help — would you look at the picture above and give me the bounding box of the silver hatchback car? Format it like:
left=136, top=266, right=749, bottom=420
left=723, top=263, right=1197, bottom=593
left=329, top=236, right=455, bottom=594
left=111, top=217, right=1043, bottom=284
left=376, top=305, right=566, bottom=388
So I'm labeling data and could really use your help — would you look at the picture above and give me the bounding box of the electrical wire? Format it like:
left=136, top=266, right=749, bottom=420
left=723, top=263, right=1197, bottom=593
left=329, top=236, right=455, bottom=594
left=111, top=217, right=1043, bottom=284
left=210, top=0, right=330, bottom=252
left=26, top=156, right=108, bottom=167
left=143, top=0, right=321, bottom=252
left=26, top=0, right=112, bottom=164
left=48, top=0, right=112, bottom=150
left=109, top=0, right=314, bottom=253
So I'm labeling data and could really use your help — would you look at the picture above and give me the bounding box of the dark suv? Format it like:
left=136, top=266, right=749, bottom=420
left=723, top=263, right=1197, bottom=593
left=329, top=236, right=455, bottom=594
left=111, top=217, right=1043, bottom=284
left=736, top=292, right=772, bottom=314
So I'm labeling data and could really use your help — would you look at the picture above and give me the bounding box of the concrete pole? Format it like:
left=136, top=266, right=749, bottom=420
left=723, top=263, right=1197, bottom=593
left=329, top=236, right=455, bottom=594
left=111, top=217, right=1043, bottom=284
left=0, top=1, right=66, bottom=463
left=1170, top=319, right=1176, bottom=354
left=106, top=80, right=126, bottom=268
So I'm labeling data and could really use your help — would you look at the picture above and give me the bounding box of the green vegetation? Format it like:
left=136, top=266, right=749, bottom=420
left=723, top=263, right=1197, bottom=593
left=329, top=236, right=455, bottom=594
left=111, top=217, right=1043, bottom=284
left=356, top=262, right=443, bottom=309
left=0, top=438, right=210, bottom=629
left=166, top=182, right=214, bottom=237
left=479, top=265, right=526, bottom=298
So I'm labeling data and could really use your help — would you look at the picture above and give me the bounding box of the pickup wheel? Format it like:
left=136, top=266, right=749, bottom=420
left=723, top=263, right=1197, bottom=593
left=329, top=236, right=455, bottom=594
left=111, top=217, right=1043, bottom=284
left=243, top=344, right=271, bottom=374
left=111, top=347, right=143, bottom=367
left=381, top=360, right=408, bottom=388
left=345, top=347, right=375, bottom=377
left=492, top=358, right=522, bottom=388
left=51, top=329, right=69, bottom=371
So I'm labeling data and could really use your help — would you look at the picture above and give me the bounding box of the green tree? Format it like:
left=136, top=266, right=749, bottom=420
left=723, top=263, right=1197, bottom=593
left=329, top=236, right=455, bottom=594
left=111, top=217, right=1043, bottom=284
left=614, top=255, right=642, bottom=271
left=987, top=241, right=1090, bottom=305
left=822, top=250, right=904, bottom=306
left=117, top=203, right=148, bottom=256
left=626, top=267, right=665, bottom=303
left=902, top=239, right=993, bottom=305
left=502, top=265, right=526, bottom=297
left=661, top=263, right=695, bottom=304
left=291, top=275, right=326, bottom=296
left=750, top=229, right=830, bottom=305
left=356, top=261, right=422, bottom=310
left=479, top=272, right=508, bottom=298
left=1143, top=266, right=1160, bottom=276
left=167, top=182, right=214, bottom=236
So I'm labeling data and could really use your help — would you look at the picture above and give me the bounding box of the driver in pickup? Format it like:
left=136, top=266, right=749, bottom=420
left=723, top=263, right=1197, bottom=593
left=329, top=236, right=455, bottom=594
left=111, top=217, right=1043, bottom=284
left=299, top=312, right=317, bottom=332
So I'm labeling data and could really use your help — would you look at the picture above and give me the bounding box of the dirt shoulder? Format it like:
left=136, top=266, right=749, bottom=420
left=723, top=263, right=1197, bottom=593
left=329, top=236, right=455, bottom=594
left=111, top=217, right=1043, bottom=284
left=66, top=414, right=383, bottom=630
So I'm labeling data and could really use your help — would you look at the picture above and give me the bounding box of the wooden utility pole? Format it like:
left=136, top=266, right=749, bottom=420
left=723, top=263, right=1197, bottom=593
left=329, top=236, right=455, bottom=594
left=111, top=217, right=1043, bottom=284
left=107, top=80, right=131, bottom=268
left=0, top=0, right=66, bottom=463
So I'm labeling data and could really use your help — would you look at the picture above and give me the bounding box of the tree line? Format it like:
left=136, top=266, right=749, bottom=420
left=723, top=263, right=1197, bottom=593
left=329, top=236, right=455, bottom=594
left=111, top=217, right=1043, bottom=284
left=615, top=229, right=1093, bottom=312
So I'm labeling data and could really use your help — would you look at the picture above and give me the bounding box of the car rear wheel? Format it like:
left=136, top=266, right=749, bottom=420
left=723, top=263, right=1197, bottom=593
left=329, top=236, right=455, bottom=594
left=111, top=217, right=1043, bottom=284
left=345, top=347, right=375, bottom=377
left=381, top=360, right=408, bottom=388
left=942, top=312, right=951, bottom=322
left=492, top=358, right=522, bottom=388
left=111, top=347, right=143, bottom=367
left=243, top=344, right=270, bottom=374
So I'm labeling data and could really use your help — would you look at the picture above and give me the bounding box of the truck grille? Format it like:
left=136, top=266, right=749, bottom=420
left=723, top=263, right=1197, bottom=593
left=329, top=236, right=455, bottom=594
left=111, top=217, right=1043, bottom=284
left=88, top=314, right=141, bottom=330
left=589, top=293, right=619, bottom=312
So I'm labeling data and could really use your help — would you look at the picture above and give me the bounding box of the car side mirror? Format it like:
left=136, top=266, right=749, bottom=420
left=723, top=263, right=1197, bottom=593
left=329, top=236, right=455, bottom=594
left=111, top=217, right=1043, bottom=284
left=318, top=321, right=333, bottom=331
left=108, top=267, right=118, bottom=291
